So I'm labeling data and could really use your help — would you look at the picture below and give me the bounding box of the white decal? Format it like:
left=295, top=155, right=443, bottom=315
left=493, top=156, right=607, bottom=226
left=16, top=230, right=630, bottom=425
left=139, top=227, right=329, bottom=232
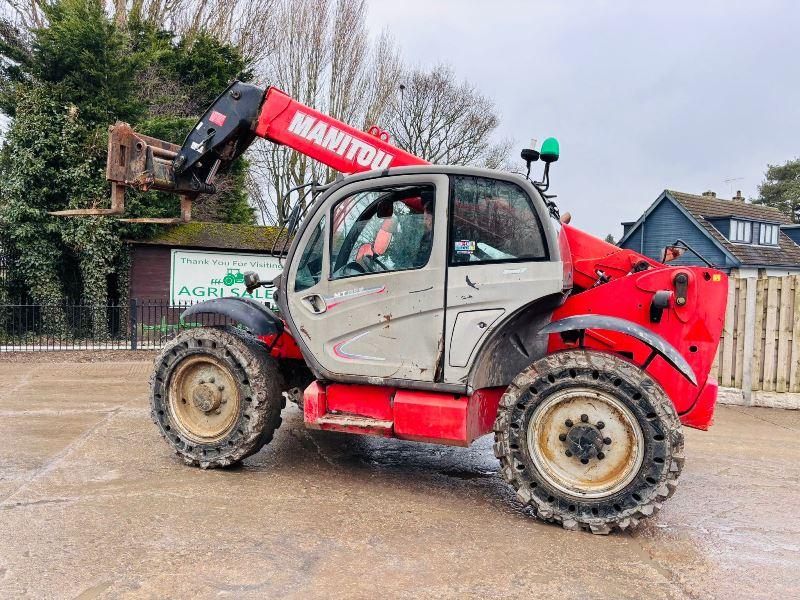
left=333, top=331, right=386, bottom=362
left=323, top=285, right=386, bottom=308
left=503, top=268, right=527, bottom=275
left=287, top=110, right=394, bottom=170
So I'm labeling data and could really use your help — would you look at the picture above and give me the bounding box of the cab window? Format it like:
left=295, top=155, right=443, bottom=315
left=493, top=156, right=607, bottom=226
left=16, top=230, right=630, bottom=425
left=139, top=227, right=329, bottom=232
left=449, top=176, right=547, bottom=264
left=294, top=216, right=325, bottom=291
left=330, top=184, right=435, bottom=279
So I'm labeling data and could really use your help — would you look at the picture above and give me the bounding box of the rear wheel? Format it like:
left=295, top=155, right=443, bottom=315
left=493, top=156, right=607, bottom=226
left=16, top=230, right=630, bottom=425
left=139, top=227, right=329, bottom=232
left=493, top=350, right=684, bottom=534
left=150, top=326, right=285, bottom=468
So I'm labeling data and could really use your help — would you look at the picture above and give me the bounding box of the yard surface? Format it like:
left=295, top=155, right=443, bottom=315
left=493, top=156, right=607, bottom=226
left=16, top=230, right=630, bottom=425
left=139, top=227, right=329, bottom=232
left=0, top=358, right=798, bottom=599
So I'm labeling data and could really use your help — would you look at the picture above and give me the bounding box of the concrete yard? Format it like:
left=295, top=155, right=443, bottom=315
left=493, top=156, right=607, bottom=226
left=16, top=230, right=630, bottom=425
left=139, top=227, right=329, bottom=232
left=0, top=358, right=798, bottom=599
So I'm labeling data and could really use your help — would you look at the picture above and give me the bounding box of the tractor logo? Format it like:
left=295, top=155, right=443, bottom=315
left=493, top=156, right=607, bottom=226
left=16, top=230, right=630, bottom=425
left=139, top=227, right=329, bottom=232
left=211, top=268, right=245, bottom=286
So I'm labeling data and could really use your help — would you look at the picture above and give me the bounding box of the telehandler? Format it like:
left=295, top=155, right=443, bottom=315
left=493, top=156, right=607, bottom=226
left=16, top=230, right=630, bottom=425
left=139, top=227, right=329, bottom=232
left=101, top=81, right=727, bottom=533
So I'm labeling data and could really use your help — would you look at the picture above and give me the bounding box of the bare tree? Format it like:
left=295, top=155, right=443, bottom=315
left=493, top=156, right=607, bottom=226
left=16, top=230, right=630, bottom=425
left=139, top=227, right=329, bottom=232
left=387, top=63, right=510, bottom=168
left=245, top=0, right=403, bottom=225
left=1, top=0, right=269, bottom=38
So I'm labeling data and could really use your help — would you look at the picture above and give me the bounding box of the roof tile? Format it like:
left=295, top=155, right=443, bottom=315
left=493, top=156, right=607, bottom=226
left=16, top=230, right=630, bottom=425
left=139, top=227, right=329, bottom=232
left=667, top=191, right=800, bottom=267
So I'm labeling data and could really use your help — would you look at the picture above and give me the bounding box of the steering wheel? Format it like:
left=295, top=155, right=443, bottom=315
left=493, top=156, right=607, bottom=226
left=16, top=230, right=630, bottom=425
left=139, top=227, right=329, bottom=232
left=342, top=260, right=367, bottom=275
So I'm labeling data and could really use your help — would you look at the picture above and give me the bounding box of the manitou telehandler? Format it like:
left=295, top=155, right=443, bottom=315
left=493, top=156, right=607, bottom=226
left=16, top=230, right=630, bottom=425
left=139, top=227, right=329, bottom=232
left=101, top=81, right=727, bottom=534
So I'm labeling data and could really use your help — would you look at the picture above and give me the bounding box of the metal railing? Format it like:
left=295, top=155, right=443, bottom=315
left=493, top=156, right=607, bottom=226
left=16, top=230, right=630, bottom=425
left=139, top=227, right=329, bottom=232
left=0, top=299, right=235, bottom=352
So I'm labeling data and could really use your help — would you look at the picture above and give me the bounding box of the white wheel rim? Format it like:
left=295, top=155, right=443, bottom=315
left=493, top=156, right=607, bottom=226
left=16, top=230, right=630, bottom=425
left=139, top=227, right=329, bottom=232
left=526, top=387, right=645, bottom=499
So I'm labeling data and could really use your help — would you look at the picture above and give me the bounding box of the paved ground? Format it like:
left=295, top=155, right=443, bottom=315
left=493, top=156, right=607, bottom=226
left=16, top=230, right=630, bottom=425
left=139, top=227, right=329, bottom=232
left=0, top=359, right=798, bottom=599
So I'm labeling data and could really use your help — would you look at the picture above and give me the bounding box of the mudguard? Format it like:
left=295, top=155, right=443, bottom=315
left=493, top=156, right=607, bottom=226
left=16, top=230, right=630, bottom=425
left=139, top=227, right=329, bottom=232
left=182, top=297, right=284, bottom=337
left=541, top=314, right=697, bottom=385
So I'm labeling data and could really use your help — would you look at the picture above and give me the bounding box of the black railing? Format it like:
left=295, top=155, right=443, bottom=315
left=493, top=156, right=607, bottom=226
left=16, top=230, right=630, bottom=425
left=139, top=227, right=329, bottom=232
left=0, top=299, right=236, bottom=352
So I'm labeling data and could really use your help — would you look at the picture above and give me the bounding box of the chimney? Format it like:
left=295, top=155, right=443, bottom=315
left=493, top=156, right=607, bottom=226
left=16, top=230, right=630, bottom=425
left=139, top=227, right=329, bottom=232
left=732, top=190, right=745, bottom=202
left=702, top=190, right=716, bottom=198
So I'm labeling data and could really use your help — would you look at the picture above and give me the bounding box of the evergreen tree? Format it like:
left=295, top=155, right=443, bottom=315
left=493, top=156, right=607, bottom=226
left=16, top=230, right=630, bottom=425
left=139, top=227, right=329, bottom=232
left=0, top=0, right=254, bottom=321
left=753, top=158, right=800, bottom=223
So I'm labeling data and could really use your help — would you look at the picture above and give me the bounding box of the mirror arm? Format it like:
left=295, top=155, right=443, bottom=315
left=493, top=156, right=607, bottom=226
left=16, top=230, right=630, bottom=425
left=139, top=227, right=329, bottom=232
left=667, top=239, right=716, bottom=268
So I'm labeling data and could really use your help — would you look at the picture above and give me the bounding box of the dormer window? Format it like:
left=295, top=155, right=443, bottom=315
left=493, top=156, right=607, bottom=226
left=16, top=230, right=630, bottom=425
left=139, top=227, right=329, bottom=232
left=728, top=219, right=779, bottom=246
left=759, top=223, right=779, bottom=246
left=730, top=219, right=752, bottom=243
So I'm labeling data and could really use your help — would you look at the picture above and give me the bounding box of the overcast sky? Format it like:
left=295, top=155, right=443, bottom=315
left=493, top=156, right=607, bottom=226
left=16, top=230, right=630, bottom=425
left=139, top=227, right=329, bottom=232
left=366, top=0, right=800, bottom=238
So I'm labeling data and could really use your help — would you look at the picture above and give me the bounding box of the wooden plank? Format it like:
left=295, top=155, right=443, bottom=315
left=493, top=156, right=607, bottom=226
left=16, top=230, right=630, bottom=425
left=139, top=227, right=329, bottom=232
left=733, top=279, right=747, bottom=388
left=762, top=277, right=780, bottom=392
left=711, top=334, right=721, bottom=381
left=720, top=279, right=737, bottom=387
left=789, top=276, right=800, bottom=392
left=752, top=278, right=768, bottom=390
left=741, top=277, right=758, bottom=403
left=116, top=218, right=185, bottom=224
left=776, top=276, right=793, bottom=392
left=49, top=208, right=123, bottom=216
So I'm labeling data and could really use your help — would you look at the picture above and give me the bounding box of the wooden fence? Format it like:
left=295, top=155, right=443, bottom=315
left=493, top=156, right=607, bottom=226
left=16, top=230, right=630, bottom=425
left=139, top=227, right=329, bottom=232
left=713, top=275, right=800, bottom=393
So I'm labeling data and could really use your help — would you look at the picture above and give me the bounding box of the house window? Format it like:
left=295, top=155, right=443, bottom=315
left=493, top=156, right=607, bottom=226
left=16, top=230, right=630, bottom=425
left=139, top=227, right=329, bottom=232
left=730, top=219, right=752, bottom=243
left=759, top=223, right=779, bottom=246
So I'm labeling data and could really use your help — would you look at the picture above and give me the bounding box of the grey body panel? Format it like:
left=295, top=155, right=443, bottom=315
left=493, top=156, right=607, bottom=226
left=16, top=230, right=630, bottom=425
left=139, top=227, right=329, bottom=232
left=467, top=293, right=565, bottom=390
left=274, top=165, right=567, bottom=391
left=285, top=174, right=449, bottom=382
left=182, top=297, right=284, bottom=336
left=540, top=314, right=697, bottom=385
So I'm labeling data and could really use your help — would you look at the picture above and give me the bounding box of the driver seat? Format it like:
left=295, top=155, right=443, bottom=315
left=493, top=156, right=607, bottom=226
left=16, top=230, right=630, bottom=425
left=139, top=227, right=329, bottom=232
left=356, top=217, right=397, bottom=261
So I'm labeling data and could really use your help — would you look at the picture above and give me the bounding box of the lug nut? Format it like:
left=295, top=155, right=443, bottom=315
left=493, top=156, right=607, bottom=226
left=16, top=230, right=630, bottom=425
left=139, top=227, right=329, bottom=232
left=209, top=376, right=215, bottom=383
left=559, top=433, right=567, bottom=441
left=214, top=408, right=222, bottom=415
left=218, top=385, right=225, bottom=391
left=603, top=437, right=612, bottom=445
left=565, top=450, right=573, bottom=457
left=580, top=414, right=589, bottom=423
left=597, top=452, right=605, bottom=460
left=565, top=419, right=573, bottom=427
left=198, top=379, right=205, bottom=384
left=597, top=421, right=605, bottom=429
left=580, top=458, right=589, bottom=464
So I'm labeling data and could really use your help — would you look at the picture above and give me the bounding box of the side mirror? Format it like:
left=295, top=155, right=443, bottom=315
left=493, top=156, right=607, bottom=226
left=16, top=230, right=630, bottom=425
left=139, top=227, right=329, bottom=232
left=243, top=271, right=261, bottom=293
left=661, top=245, right=686, bottom=263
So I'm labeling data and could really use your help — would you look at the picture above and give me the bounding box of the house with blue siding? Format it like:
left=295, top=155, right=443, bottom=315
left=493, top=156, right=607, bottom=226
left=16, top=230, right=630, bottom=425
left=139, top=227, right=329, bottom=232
left=619, top=190, right=800, bottom=277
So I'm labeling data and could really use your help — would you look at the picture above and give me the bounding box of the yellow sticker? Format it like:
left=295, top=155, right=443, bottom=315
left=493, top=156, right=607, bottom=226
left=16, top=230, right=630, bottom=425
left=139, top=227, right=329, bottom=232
left=712, top=274, right=722, bottom=282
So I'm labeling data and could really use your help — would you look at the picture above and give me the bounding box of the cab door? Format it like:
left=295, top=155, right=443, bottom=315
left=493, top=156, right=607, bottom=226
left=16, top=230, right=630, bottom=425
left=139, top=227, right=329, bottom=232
left=444, top=174, right=564, bottom=383
left=285, top=174, right=449, bottom=382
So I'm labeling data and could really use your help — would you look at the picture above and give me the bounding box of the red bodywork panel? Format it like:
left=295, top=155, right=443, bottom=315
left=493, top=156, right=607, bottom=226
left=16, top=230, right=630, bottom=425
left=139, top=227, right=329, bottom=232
left=256, top=87, right=429, bottom=174
left=258, top=328, right=304, bottom=360
left=551, top=226, right=728, bottom=429
left=303, top=382, right=504, bottom=446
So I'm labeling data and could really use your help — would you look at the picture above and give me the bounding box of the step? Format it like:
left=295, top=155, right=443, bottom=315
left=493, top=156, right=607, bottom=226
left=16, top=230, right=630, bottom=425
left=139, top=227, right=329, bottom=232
left=311, top=413, right=394, bottom=437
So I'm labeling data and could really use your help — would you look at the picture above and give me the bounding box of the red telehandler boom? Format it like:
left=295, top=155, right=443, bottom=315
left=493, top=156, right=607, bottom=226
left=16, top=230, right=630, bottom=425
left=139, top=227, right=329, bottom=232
left=98, top=81, right=727, bottom=534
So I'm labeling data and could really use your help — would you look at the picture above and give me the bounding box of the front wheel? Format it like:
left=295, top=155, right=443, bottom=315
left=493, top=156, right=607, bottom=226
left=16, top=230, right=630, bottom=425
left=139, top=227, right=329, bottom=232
left=493, top=350, right=684, bottom=534
left=150, top=326, right=285, bottom=468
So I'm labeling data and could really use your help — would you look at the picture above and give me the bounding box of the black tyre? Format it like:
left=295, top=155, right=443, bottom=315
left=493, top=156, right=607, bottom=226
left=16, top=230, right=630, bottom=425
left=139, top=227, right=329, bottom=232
left=150, top=326, right=285, bottom=468
left=493, top=350, right=684, bottom=534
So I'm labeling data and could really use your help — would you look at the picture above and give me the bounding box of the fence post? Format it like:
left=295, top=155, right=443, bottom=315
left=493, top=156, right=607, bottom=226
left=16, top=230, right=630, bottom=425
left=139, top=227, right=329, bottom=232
left=741, top=277, right=757, bottom=405
left=130, top=297, right=138, bottom=350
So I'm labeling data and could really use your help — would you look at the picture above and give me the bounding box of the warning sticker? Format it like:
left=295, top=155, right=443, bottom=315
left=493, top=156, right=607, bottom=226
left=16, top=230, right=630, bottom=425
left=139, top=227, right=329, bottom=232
left=455, top=240, right=476, bottom=254
left=209, top=111, right=227, bottom=127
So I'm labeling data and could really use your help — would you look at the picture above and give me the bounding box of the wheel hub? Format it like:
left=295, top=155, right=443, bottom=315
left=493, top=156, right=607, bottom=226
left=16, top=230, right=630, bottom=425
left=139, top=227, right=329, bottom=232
left=565, top=423, right=604, bottom=461
left=527, top=388, right=644, bottom=498
left=192, top=383, right=222, bottom=413
left=168, top=355, right=240, bottom=443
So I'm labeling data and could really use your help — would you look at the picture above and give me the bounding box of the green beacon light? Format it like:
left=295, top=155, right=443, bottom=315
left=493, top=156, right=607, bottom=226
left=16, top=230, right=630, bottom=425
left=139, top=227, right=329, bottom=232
left=540, top=137, right=560, bottom=163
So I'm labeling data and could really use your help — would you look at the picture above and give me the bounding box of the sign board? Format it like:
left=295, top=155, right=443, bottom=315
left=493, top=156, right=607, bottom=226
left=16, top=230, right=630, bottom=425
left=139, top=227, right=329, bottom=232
left=170, top=249, right=283, bottom=307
